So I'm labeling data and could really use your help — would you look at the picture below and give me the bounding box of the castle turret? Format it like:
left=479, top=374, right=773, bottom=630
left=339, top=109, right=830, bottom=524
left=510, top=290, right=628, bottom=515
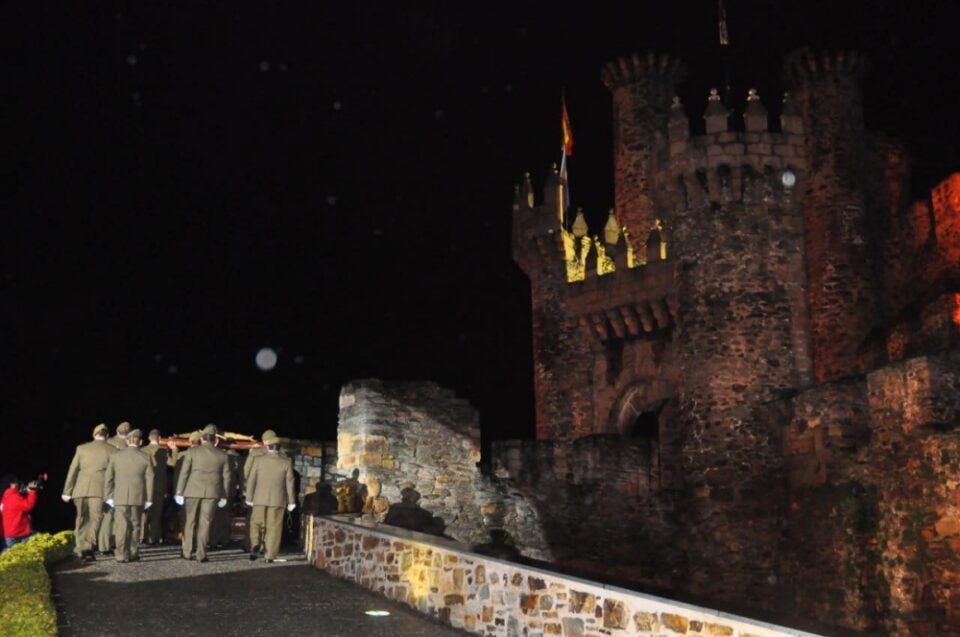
left=602, top=53, right=685, bottom=255
left=783, top=49, right=877, bottom=383
left=665, top=85, right=809, bottom=602
left=511, top=168, right=597, bottom=440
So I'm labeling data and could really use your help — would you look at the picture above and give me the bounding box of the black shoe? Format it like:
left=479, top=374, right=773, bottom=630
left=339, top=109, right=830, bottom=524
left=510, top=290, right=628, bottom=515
left=249, top=553, right=258, bottom=561
left=266, top=559, right=274, bottom=563
left=180, top=553, right=191, bottom=560
left=199, top=557, right=209, bottom=563
left=129, top=556, right=140, bottom=562
left=100, top=551, right=112, bottom=557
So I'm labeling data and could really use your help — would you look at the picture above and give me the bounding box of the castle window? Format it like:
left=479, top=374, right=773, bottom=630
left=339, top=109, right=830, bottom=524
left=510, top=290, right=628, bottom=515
left=625, top=398, right=666, bottom=443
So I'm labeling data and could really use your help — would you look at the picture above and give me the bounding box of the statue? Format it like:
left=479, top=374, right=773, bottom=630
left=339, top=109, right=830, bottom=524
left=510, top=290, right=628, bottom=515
left=334, top=469, right=361, bottom=514
left=360, top=477, right=390, bottom=522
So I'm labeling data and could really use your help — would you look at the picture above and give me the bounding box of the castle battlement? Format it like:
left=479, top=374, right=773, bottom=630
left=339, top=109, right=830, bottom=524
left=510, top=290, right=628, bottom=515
left=782, top=48, right=867, bottom=88
left=511, top=169, right=670, bottom=288
left=665, top=90, right=805, bottom=206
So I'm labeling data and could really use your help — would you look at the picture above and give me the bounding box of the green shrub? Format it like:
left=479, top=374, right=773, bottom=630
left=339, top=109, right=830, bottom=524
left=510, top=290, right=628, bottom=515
left=0, top=531, right=75, bottom=637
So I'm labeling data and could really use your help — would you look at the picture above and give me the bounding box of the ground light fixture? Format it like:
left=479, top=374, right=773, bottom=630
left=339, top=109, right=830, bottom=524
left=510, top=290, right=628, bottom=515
left=364, top=610, right=391, bottom=617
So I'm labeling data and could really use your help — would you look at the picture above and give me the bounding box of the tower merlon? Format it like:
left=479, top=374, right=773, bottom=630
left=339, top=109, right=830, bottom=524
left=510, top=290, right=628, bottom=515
left=600, top=51, right=686, bottom=91
left=782, top=48, right=868, bottom=89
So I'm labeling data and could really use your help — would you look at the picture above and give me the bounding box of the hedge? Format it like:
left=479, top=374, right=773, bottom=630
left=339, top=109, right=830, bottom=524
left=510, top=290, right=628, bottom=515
left=0, top=531, right=75, bottom=637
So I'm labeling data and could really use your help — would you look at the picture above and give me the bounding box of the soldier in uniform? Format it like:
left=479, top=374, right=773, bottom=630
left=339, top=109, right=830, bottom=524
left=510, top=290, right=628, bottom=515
left=175, top=424, right=231, bottom=562
left=98, top=421, right=131, bottom=554
left=168, top=430, right=201, bottom=542
left=62, top=424, right=117, bottom=561
left=140, top=429, right=169, bottom=545
left=211, top=442, right=241, bottom=548
left=245, top=431, right=295, bottom=562
left=104, top=429, right=154, bottom=563
left=242, top=428, right=276, bottom=553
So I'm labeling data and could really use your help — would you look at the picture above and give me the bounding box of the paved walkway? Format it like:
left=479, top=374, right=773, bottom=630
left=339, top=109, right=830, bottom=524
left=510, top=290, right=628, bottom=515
left=53, top=544, right=467, bottom=637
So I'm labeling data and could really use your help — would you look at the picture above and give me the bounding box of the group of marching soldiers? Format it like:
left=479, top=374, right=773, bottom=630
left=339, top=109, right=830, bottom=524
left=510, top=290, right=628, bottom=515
left=62, top=422, right=296, bottom=564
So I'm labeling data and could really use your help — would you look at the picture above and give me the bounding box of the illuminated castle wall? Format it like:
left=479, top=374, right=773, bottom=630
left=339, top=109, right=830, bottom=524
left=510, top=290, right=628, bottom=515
left=506, top=48, right=960, bottom=636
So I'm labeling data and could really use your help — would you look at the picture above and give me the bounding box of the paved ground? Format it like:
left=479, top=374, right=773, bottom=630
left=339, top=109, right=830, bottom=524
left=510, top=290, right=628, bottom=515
left=53, top=543, right=467, bottom=637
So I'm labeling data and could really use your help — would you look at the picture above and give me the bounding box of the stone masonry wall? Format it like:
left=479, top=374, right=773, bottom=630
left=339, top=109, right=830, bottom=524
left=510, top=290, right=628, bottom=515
left=784, top=49, right=877, bottom=384
left=305, top=515, right=826, bottom=637
left=779, top=350, right=960, bottom=635
left=601, top=53, right=684, bottom=256
left=491, top=436, right=683, bottom=590
left=337, top=380, right=550, bottom=560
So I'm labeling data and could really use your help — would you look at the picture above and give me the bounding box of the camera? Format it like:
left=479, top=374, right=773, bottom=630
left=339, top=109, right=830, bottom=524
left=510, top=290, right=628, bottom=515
left=19, top=472, right=47, bottom=494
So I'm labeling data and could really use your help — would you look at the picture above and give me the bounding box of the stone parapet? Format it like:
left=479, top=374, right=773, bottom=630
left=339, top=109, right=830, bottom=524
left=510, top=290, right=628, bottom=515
left=337, top=380, right=551, bottom=559
left=305, top=515, right=828, bottom=637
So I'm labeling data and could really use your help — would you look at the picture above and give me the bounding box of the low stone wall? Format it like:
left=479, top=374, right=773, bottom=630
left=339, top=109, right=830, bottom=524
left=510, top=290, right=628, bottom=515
left=337, top=380, right=551, bottom=560
left=491, top=436, right=682, bottom=589
left=305, top=515, right=828, bottom=637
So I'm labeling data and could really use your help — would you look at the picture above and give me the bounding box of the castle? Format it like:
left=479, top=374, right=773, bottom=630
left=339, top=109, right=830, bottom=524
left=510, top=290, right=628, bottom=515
left=506, top=48, right=960, bottom=635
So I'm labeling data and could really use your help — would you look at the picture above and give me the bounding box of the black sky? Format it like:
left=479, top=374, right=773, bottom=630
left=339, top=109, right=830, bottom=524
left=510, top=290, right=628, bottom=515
left=4, top=2, right=960, bottom=528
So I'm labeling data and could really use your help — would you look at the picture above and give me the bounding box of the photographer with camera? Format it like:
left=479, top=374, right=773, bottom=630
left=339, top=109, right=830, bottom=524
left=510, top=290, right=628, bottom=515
left=1, top=474, right=39, bottom=551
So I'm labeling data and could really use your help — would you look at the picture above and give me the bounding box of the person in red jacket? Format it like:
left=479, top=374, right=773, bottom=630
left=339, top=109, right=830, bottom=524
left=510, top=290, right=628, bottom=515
left=1, top=474, right=39, bottom=551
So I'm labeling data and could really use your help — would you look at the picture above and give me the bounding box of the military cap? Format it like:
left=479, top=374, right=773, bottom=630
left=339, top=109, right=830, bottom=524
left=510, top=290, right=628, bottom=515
left=201, top=424, right=218, bottom=436
left=261, top=429, right=277, bottom=442
left=127, top=429, right=143, bottom=441
left=93, top=423, right=109, bottom=436
left=188, top=430, right=202, bottom=443
left=263, top=431, right=281, bottom=446
left=117, top=422, right=131, bottom=434
left=148, top=428, right=161, bottom=438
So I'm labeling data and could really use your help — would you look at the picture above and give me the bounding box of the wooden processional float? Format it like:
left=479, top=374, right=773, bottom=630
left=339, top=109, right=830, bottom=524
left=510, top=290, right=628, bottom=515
left=158, top=432, right=283, bottom=450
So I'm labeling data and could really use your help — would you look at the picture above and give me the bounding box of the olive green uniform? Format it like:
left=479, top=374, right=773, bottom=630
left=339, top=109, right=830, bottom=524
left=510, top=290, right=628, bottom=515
left=104, top=445, right=154, bottom=562
left=176, top=444, right=231, bottom=561
left=245, top=450, right=295, bottom=560
left=243, top=446, right=267, bottom=550
left=63, top=438, right=117, bottom=556
left=211, top=449, right=240, bottom=546
left=141, top=443, right=170, bottom=543
left=97, top=434, right=127, bottom=551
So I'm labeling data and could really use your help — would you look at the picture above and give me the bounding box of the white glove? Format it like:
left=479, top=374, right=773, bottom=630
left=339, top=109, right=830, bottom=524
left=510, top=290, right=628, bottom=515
left=144, top=501, right=152, bottom=510
left=105, top=499, right=114, bottom=508
left=217, top=498, right=227, bottom=508
left=286, top=503, right=296, bottom=512
left=245, top=501, right=253, bottom=508
left=61, top=494, right=72, bottom=503
left=174, top=495, right=184, bottom=506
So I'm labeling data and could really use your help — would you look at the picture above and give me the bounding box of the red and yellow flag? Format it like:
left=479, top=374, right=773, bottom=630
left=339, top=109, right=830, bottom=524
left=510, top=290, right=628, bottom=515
left=561, top=92, right=574, bottom=156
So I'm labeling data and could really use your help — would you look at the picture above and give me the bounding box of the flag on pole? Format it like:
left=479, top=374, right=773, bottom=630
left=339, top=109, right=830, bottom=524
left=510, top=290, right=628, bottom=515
left=559, top=91, right=573, bottom=223
left=718, top=0, right=730, bottom=46
left=561, top=91, right=574, bottom=156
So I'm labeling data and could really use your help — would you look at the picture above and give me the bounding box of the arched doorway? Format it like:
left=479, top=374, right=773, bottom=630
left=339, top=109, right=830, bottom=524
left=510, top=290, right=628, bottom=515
left=608, top=381, right=676, bottom=488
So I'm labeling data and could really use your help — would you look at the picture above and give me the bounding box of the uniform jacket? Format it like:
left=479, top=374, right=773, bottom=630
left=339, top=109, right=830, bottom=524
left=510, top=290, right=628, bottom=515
left=246, top=451, right=295, bottom=508
left=105, top=446, right=155, bottom=506
left=143, top=443, right=169, bottom=496
left=176, top=444, right=232, bottom=499
left=63, top=440, right=118, bottom=498
left=243, top=447, right=267, bottom=485
left=106, top=435, right=126, bottom=450
left=1, top=486, right=37, bottom=538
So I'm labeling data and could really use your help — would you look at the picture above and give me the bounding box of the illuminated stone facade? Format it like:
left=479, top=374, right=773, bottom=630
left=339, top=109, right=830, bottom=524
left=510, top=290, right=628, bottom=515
left=509, top=48, right=960, bottom=635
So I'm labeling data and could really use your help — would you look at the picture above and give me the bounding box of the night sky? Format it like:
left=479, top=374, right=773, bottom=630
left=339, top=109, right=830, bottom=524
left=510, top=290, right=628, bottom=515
left=5, top=2, right=960, bottom=530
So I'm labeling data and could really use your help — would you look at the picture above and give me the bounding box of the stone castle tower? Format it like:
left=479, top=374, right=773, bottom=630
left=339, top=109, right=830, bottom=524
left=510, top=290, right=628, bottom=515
left=507, top=47, right=960, bottom=636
